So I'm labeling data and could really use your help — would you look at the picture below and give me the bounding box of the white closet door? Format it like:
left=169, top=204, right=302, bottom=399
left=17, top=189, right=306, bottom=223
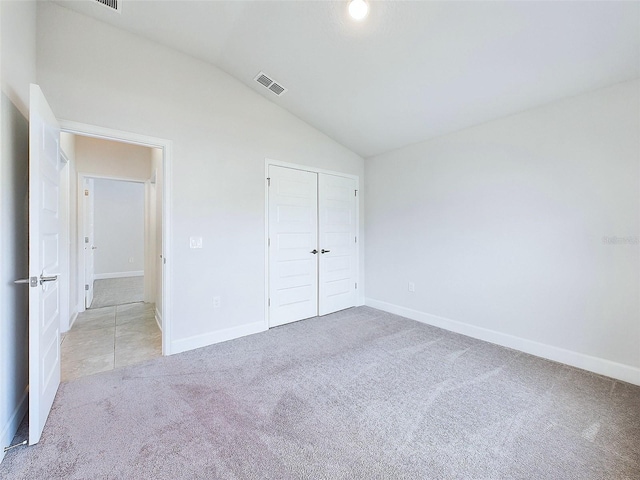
left=318, top=173, right=357, bottom=316
left=268, top=166, right=318, bottom=326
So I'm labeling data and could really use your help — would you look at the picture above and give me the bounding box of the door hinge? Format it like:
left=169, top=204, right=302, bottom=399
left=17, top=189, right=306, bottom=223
left=268, top=238, right=271, bottom=247
left=355, top=236, right=357, bottom=244
left=355, top=189, right=358, bottom=197
left=85, top=284, right=89, bottom=291
left=267, top=177, right=271, bottom=187
left=268, top=298, right=271, bottom=307
left=355, top=282, right=358, bottom=289
left=84, top=189, right=89, bottom=196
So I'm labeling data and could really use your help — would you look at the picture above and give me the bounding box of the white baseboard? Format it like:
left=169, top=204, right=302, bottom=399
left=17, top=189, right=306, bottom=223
left=0, top=387, right=28, bottom=464
left=171, top=321, right=267, bottom=356
left=94, top=271, right=144, bottom=280
left=365, top=298, right=640, bottom=386
left=155, top=307, right=162, bottom=332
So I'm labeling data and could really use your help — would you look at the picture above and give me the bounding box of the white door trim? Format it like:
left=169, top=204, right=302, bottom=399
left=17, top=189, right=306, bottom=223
left=264, top=158, right=360, bottom=330
left=81, top=177, right=95, bottom=309
left=60, top=120, right=174, bottom=355
left=58, top=149, right=71, bottom=333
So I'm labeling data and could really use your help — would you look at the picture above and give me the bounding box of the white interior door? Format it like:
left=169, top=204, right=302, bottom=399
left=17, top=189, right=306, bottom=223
left=84, top=178, right=95, bottom=308
left=28, top=84, right=61, bottom=445
left=268, top=165, right=318, bottom=326
left=318, top=174, right=357, bottom=315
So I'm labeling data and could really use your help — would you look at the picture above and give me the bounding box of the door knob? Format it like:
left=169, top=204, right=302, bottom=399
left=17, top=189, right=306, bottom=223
left=321, top=249, right=331, bottom=254
left=310, top=249, right=318, bottom=254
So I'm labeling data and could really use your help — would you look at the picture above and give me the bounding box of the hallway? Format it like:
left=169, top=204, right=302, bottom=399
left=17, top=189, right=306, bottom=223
left=61, top=302, right=161, bottom=382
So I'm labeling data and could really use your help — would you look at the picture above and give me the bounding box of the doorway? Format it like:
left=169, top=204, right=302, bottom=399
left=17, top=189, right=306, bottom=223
left=266, top=161, right=359, bottom=327
left=83, top=177, right=146, bottom=310
left=58, top=134, right=164, bottom=381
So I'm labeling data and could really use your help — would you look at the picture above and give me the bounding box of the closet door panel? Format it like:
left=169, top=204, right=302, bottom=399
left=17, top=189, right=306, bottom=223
left=318, top=173, right=357, bottom=316
left=268, top=166, right=319, bottom=326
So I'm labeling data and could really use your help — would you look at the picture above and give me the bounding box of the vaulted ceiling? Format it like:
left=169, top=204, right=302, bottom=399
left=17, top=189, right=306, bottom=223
left=54, top=1, right=640, bottom=157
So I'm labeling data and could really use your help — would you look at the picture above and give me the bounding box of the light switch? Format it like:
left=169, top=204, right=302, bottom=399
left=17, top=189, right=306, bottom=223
left=189, top=236, right=203, bottom=249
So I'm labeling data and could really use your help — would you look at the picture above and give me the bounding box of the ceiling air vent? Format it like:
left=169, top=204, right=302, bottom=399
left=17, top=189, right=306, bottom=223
left=269, top=83, right=285, bottom=96
left=95, top=0, right=121, bottom=13
left=254, top=72, right=288, bottom=97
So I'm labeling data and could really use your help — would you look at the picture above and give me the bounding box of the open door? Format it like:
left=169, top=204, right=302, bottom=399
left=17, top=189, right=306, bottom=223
left=28, top=84, right=61, bottom=445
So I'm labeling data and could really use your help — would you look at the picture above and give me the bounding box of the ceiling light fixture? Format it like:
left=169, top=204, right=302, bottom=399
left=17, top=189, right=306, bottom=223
left=348, top=0, right=369, bottom=21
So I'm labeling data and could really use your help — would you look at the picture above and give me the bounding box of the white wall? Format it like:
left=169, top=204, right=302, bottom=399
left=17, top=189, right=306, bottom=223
left=75, top=135, right=152, bottom=181
left=365, top=80, right=640, bottom=384
left=36, top=3, right=365, bottom=353
left=0, top=0, right=36, bottom=461
left=93, top=179, right=145, bottom=277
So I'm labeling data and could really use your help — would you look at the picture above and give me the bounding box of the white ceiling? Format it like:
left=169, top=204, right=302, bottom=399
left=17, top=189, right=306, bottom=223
left=54, top=1, right=640, bottom=158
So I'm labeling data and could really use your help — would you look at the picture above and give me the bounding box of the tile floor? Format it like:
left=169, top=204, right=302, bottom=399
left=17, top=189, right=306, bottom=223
left=61, top=302, right=161, bottom=382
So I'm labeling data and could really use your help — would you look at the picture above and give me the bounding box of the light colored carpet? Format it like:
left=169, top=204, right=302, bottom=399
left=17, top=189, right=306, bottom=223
left=2, top=307, right=638, bottom=479
left=90, top=276, right=144, bottom=309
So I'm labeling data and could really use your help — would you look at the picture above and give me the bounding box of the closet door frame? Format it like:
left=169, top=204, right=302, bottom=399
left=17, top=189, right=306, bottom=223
left=264, top=159, right=360, bottom=329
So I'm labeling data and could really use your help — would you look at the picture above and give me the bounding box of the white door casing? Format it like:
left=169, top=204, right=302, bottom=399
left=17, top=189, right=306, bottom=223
left=268, top=165, right=319, bottom=326
left=84, top=178, right=95, bottom=308
left=28, top=84, right=62, bottom=445
left=318, top=174, right=357, bottom=315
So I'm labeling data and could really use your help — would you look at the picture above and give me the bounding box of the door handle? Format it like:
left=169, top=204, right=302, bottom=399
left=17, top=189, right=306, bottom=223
left=14, top=277, right=38, bottom=287
left=91, top=246, right=98, bottom=250
left=310, top=249, right=318, bottom=254
left=40, top=273, right=59, bottom=285
left=321, top=249, right=331, bottom=254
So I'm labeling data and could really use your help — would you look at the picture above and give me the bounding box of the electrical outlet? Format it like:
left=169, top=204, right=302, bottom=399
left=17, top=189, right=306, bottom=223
left=213, top=296, right=221, bottom=308
left=189, top=236, right=203, bottom=249
left=408, top=282, right=415, bottom=293
left=128, top=257, right=134, bottom=263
